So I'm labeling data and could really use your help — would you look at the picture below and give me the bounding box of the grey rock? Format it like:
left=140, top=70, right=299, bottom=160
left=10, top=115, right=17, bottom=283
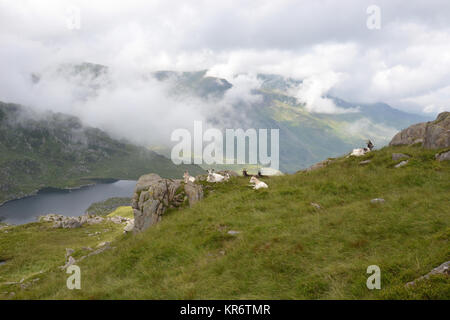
left=370, top=198, right=385, bottom=204
left=65, top=248, right=74, bottom=259
left=227, top=230, right=241, bottom=235
left=423, top=112, right=450, bottom=149
left=132, top=173, right=203, bottom=233
left=359, top=160, right=372, bottom=165
left=389, top=122, right=427, bottom=146
left=406, top=261, right=450, bottom=287
left=390, top=112, right=450, bottom=149
left=184, top=182, right=204, bottom=206
left=60, top=256, right=76, bottom=270
left=394, top=160, right=409, bottom=168
left=435, top=150, right=450, bottom=161
left=392, top=153, right=410, bottom=161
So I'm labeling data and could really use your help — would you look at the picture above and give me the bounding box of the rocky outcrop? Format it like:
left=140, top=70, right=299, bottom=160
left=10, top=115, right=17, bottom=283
left=389, top=112, right=450, bottom=149
left=132, top=173, right=203, bottom=233
left=435, top=150, right=450, bottom=161
left=406, top=261, right=449, bottom=287
left=39, top=213, right=132, bottom=232
left=305, top=159, right=333, bottom=172
left=389, top=122, right=427, bottom=146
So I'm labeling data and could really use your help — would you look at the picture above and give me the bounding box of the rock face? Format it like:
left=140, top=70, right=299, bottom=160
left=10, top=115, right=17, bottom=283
left=40, top=213, right=105, bottom=228
left=389, top=112, right=450, bottom=149
left=389, top=122, right=427, bottom=146
left=435, top=150, right=450, bottom=161
left=132, top=173, right=203, bottom=233
left=406, top=261, right=450, bottom=287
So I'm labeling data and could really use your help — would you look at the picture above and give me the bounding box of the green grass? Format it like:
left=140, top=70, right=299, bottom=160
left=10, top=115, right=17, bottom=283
left=0, top=145, right=449, bottom=299
left=107, top=206, right=134, bottom=219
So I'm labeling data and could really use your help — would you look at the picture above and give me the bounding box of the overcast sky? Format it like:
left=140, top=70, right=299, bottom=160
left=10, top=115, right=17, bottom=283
left=0, top=0, right=449, bottom=120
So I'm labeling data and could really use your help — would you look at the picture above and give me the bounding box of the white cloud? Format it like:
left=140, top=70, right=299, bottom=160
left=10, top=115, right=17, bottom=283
left=0, top=0, right=449, bottom=145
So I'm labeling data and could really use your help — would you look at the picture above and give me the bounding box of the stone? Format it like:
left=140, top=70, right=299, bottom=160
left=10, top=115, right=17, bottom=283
left=392, top=153, right=410, bottom=161
left=370, top=198, right=385, bottom=204
left=394, top=160, right=409, bottom=168
left=65, top=248, right=74, bottom=259
left=227, top=230, right=240, bottom=235
left=310, top=203, right=322, bottom=209
left=406, top=261, right=450, bottom=287
left=97, top=241, right=110, bottom=248
left=132, top=173, right=203, bottom=233
left=389, top=122, right=427, bottom=146
left=435, top=150, right=450, bottom=161
left=60, top=256, right=76, bottom=270
left=184, top=182, right=204, bottom=206
left=359, top=160, right=372, bottom=165
left=423, top=112, right=450, bottom=149
left=389, top=112, right=450, bottom=149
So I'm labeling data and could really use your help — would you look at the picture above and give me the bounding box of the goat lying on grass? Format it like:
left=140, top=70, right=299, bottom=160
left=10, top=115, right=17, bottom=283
left=206, top=169, right=225, bottom=183
left=349, top=140, right=374, bottom=157
left=249, top=176, right=268, bottom=190
left=183, top=171, right=196, bottom=183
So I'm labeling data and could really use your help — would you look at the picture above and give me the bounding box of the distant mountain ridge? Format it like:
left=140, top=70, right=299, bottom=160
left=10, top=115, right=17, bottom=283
left=30, top=63, right=433, bottom=172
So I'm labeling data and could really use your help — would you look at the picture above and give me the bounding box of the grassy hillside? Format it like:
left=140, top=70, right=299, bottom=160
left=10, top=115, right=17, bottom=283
left=0, top=102, right=203, bottom=204
left=0, top=144, right=449, bottom=299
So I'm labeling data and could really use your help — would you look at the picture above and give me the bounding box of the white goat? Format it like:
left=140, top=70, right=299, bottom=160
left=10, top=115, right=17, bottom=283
left=206, top=169, right=225, bottom=183
left=249, top=176, right=268, bottom=190
left=183, top=171, right=196, bottom=183
left=349, top=140, right=374, bottom=157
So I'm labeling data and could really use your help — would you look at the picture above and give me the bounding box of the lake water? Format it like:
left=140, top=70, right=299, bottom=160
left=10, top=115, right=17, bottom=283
left=0, top=180, right=137, bottom=225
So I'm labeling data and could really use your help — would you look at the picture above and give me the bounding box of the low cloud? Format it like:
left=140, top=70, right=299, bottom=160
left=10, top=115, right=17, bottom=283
left=0, top=0, right=449, bottom=146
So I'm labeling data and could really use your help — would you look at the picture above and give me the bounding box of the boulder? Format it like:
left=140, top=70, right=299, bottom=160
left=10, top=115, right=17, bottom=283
left=132, top=173, right=203, bottom=233
left=184, top=182, right=204, bottom=206
left=435, top=150, right=450, bottom=161
left=423, top=112, right=450, bottom=149
left=394, top=160, right=409, bottom=168
left=389, top=112, right=450, bottom=149
left=392, top=153, right=410, bottom=161
left=389, top=122, right=427, bottom=146
left=406, top=261, right=449, bottom=287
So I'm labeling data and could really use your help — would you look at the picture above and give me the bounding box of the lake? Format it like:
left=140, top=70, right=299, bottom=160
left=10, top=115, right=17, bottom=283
left=0, top=180, right=137, bottom=225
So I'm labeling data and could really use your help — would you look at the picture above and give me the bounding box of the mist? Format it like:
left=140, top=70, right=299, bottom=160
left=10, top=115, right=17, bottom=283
left=1, top=0, right=449, bottom=149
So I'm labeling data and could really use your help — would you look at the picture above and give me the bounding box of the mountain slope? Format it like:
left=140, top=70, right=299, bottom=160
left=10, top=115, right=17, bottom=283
left=153, top=71, right=433, bottom=172
left=31, top=64, right=433, bottom=172
left=1, top=144, right=449, bottom=299
left=0, top=101, right=203, bottom=204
